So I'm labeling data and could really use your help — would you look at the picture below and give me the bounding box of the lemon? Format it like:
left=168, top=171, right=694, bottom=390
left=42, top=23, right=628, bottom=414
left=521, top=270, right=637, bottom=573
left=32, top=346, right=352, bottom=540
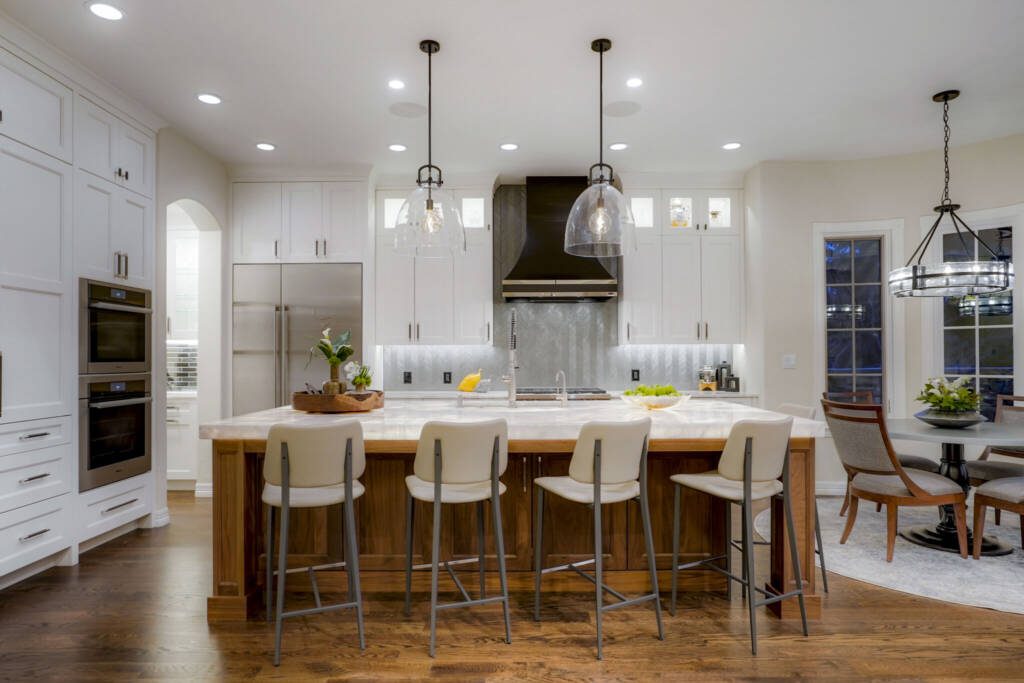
left=457, top=369, right=483, bottom=392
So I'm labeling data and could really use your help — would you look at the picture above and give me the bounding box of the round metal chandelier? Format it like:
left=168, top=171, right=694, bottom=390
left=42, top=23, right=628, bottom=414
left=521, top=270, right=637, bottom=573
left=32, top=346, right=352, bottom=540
left=394, top=39, right=465, bottom=255
left=888, top=90, right=1014, bottom=297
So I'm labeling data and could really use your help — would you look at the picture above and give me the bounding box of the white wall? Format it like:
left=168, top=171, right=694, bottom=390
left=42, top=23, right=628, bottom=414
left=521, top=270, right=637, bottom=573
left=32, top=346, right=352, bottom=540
left=156, top=129, right=229, bottom=504
left=746, top=133, right=1024, bottom=488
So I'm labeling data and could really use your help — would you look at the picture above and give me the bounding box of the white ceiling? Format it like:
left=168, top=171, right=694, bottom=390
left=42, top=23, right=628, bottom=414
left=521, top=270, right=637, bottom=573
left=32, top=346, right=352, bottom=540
left=3, top=0, right=1024, bottom=179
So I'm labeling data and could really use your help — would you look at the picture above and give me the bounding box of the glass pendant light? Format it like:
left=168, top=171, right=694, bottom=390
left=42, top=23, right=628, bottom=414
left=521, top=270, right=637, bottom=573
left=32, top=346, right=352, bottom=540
left=394, top=39, right=464, bottom=255
left=565, top=38, right=635, bottom=258
left=888, top=90, right=1013, bottom=297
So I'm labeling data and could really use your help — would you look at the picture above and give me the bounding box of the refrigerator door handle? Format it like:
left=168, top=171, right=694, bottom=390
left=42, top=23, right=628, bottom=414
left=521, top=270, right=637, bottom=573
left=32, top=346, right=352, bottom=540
left=273, top=305, right=281, bottom=406
left=280, top=306, right=290, bottom=405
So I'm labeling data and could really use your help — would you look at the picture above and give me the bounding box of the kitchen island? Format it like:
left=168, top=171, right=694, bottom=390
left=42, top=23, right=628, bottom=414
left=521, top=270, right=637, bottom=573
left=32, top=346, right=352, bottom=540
left=200, top=398, right=826, bottom=623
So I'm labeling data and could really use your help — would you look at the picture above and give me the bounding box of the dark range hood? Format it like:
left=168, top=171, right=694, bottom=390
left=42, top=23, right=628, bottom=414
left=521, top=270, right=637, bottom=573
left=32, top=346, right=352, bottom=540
left=502, top=177, right=618, bottom=301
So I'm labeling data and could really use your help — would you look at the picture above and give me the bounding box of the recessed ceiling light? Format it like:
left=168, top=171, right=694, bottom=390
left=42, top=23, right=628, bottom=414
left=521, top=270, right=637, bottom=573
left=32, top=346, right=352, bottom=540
left=388, top=79, right=405, bottom=90
left=87, top=2, right=124, bottom=20
left=389, top=144, right=407, bottom=152
left=197, top=93, right=222, bottom=105
left=722, top=142, right=742, bottom=150
left=609, top=142, right=628, bottom=151
left=499, top=143, right=518, bottom=151
left=626, top=77, right=643, bottom=88
left=255, top=142, right=276, bottom=151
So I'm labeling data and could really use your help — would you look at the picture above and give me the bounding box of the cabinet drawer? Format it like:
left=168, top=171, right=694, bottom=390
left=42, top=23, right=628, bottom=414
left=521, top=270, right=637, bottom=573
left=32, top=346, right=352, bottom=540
left=0, top=442, right=72, bottom=514
left=0, top=493, right=71, bottom=576
left=0, top=416, right=71, bottom=457
left=78, top=474, right=151, bottom=541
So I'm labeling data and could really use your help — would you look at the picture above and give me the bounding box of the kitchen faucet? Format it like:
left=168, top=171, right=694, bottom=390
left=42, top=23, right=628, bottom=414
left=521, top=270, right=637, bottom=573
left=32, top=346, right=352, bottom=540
left=501, top=309, right=518, bottom=407
left=555, top=370, right=568, bottom=407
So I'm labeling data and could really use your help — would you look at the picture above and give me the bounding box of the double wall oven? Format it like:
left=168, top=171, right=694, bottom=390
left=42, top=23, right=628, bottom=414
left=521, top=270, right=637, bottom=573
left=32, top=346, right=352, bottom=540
left=79, top=280, right=152, bottom=492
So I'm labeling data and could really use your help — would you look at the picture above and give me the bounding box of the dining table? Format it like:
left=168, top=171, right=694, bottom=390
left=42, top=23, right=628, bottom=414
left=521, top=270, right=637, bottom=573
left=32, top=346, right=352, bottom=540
left=887, top=418, right=1024, bottom=556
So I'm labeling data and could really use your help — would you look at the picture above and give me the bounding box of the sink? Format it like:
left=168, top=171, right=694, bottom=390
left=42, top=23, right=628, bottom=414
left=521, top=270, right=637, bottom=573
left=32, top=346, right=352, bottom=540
left=516, top=387, right=610, bottom=401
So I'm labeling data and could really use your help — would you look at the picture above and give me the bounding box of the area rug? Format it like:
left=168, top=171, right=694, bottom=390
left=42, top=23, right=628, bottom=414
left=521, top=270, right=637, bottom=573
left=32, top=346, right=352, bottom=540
left=753, top=496, right=1024, bottom=615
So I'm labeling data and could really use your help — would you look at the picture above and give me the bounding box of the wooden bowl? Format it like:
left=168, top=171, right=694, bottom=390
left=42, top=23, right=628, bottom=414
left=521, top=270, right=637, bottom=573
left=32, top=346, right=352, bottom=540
left=292, top=390, right=384, bottom=413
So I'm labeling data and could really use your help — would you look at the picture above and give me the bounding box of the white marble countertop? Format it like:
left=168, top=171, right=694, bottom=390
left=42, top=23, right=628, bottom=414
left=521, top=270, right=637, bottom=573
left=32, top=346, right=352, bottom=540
left=382, top=389, right=760, bottom=400
left=200, top=397, right=825, bottom=443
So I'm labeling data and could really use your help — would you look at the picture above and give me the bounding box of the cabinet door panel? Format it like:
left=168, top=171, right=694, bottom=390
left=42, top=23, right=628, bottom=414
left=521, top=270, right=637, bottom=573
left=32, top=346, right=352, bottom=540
left=413, top=255, right=454, bottom=344
left=452, top=238, right=492, bottom=344
left=323, top=182, right=367, bottom=262
left=0, top=287, right=66, bottom=423
left=232, top=183, right=282, bottom=262
left=116, top=191, right=152, bottom=288
left=75, top=96, right=118, bottom=183
left=374, top=237, right=415, bottom=344
left=117, top=122, right=154, bottom=198
left=661, top=236, right=701, bottom=342
left=700, top=235, right=742, bottom=342
left=74, top=171, right=117, bottom=282
left=0, top=48, right=72, bottom=162
left=282, top=182, right=322, bottom=261
left=621, top=236, right=662, bottom=343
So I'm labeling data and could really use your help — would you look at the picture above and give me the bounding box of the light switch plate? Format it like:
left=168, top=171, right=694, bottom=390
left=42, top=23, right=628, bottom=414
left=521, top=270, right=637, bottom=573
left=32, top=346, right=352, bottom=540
left=782, top=354, right=797, bottom=370
left=403, top=371, right=412, bottom=384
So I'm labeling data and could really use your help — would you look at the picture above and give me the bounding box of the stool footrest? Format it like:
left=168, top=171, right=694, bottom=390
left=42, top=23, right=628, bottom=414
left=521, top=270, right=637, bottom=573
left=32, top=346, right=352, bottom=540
left=754, top=588, right=804, bottom=608
left=674, top=553, right=727, bottom=572
left=281, top=600, right=358, bottom=620
left=601, top=593, right=658, bottom=612
left=434, top=595, right=508, bottom=611
left=412, top=556, right=480, bottom=571
left=541, top=557, right=595, bottom=575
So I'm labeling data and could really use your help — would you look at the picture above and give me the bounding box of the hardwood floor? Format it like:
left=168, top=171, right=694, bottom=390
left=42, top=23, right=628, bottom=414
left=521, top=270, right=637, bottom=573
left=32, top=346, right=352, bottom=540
left=0, top=492, right=1022, bottom=681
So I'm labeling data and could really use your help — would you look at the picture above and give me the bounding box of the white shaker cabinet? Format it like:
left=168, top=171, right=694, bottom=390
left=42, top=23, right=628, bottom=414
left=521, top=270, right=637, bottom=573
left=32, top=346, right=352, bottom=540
left=374, top=235, right=416, bottom=344
left=232, top=182, right=283, bottom=262
left=282, top=182, right=322, bottom=261
left=413, top=256, right=454, bottom=344
left=74, top=95, right=154, bottom=198
left=661, top=235, right=702, bottom=343
left=322, top=182, right=368, bottom=262
left=621, top=234, right=663, bottom=343
left=0, top=137, right=73, bottom=423
left=166, top=396, right=198, bottom=482
left=0, top=47, right=72, bottom=163
left=699, top=235, right=743, bottom=343
left=74, top=170, right=154, bottom=288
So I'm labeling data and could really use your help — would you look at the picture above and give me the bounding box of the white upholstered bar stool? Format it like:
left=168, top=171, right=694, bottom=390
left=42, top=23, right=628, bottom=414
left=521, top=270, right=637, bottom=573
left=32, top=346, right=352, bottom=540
left=532, top=417, right=664, bottom=661
left=403, top=419, right=511, bottom=658
left=263, top=421, right=366, bottom=666
left=669, top=416, right=808, bottom=655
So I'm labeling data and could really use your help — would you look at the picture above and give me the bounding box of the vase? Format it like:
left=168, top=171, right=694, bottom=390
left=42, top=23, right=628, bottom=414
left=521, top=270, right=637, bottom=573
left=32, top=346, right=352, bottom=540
left=322, top=365, right=346, bottom=396
left=913, top=408, right=986, bottom=429
left=352, top=383, right=368, bottom=394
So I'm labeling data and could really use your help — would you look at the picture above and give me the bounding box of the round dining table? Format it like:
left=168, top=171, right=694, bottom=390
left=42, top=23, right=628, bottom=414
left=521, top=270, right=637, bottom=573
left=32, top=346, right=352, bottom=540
left=886, top=418, right=1024, bottom=556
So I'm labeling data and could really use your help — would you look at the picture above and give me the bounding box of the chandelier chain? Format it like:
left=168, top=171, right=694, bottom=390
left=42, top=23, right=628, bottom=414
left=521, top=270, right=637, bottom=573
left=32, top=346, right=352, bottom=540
left=941, top=96, right=951, bottom=206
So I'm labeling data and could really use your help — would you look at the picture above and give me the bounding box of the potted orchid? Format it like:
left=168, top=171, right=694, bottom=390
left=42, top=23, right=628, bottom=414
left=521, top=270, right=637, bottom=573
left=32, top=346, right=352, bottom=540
left=914, top=377, right=985, bottom=429
left=345, top=361, right=373, bottom=393
left=307, top=328, right=354, bottom=395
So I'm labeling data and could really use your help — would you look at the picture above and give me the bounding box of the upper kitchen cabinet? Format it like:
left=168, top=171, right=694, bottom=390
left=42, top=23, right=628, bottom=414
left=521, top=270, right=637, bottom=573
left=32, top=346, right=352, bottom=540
left=231, top=180, right=369, bottom=263
left=662, top=189, right=741, bottom=235
left=0, top=47, right=72, bottom=163
left=74, top=170, right=154, bottom=289
left=374, top=189, right=493, bottom=345
left=0, top=136, right=74, bottom=423
left=74, top=95, right=155, bottom=198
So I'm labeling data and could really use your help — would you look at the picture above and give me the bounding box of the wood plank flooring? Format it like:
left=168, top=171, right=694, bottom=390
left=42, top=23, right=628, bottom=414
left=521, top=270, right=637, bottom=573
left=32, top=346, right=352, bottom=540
left=0, top=492, right=1022, bottom=681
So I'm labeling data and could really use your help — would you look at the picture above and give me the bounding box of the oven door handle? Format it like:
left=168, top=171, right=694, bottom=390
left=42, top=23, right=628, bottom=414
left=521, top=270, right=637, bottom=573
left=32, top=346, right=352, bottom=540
left=88, top=396, right=152, bottom=409
left=89, top=301, right=153, bottom=315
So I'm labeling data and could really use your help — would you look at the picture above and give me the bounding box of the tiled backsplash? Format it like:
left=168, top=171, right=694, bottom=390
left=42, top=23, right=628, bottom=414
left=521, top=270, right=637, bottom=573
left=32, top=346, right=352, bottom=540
left=382, top=184, right=735, bottom=391
left=167, top=340, right=198, bottom=390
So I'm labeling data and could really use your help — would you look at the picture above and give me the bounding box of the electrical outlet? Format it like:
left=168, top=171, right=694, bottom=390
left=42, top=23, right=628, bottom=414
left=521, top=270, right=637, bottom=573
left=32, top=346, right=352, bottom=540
left=443, top=371, right=452, bottom=384
left=631, top=369, right=640, bottom=381
left=403, top=371, right=412, bottom=384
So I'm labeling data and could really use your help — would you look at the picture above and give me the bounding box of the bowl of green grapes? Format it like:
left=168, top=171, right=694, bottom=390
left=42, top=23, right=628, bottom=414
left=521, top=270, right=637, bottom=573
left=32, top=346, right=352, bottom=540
left=621, top=384, right=687, bottom=410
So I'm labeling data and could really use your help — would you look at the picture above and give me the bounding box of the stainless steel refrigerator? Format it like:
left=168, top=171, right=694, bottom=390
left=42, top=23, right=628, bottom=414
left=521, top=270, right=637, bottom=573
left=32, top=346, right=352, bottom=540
left=232, top=264, right=362, bottom=415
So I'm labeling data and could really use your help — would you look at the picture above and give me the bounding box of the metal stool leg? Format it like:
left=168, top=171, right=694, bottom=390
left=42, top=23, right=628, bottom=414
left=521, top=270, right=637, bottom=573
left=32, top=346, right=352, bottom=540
left=814, top=500, right=829, bottom=594
left=670, top=482, right=681, bottom=616
left=639, top=487, right=664, bottom=640
left=344, top=493, right=366, bottom=650
left=265, top=505, right=274, bottom=622
left=477, top=500, right=486, bottom=599
left=740, top=498, right=749, bottom=601
left=273, top=499, right=289, bottom=666
left=404, top=491, right=414, bottom=617
left=428, top=497, right=441, bottom=658
left=493, top=484, right=512, bottom=644
left=724, top=501, right=734, bottom=601
left=594, top=499, right=604, bottom=661
left=742, top=500, right=758, bottom=655
left=533, top=485, right=544, bottom=622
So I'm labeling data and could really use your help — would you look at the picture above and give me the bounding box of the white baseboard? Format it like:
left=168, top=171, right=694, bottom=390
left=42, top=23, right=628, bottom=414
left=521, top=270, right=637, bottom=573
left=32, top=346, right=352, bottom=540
left=143, top=506, right=171, bottom=528
left=194, top=482, right=213, bottom=498
left=815, top=481, right=847, bottom=496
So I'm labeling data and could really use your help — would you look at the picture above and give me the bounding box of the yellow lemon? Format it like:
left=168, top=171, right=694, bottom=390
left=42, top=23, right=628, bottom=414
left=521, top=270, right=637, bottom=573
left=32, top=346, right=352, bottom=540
left=457, top=369, right=482, bottom=392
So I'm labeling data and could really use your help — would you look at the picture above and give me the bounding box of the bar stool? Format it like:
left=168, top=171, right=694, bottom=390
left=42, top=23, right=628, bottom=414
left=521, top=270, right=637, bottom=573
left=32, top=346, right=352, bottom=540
left=403, top=419, right=511, bottom=657
left=533, top=417, right=664, bottom=661
left=263, top=421, right=366, bottom=666
left=669, top=417, right=808, bottom=655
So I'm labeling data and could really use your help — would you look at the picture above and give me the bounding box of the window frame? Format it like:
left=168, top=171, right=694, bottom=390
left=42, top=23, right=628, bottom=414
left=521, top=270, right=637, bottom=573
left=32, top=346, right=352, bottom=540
left=813, top=219, right=905, bottom=416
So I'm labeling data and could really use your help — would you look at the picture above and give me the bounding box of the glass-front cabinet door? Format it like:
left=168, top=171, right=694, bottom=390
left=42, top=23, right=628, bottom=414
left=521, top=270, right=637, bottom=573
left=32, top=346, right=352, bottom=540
left=660, top=189, right=740, bottom=235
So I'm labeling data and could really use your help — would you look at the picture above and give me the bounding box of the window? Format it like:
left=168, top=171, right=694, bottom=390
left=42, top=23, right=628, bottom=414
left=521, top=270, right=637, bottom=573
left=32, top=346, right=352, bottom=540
left=825, top=238, right=885, bottom=402
left=942, top=226, right=1013, bottom=419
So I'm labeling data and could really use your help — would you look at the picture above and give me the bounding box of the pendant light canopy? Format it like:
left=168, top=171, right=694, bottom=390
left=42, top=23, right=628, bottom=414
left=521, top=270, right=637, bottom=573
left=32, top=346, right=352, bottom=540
left=888, top=90, right=1013, bottom=297
left=564, top=38, right=635, bottom=258
left=395, top=39, right=465, bottom=255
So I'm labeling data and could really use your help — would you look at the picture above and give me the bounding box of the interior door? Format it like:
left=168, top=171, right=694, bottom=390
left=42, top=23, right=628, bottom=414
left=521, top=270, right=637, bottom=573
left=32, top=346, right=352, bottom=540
left=282, top=264, right=362, bottom=401
left=232, top=264, right=280, bottom=415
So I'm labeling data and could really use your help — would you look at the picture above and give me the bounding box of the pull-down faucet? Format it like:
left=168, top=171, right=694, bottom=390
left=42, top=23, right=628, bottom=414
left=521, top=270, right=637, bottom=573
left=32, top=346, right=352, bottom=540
left=501, top=309, right=518, bottom=407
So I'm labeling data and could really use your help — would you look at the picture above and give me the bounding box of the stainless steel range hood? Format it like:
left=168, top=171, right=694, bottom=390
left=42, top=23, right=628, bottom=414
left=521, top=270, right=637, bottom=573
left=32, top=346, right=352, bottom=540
left=501, top=177, right=618, bottom=301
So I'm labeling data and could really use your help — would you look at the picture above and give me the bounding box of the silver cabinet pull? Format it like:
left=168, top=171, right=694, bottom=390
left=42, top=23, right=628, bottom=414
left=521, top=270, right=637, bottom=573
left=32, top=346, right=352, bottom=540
left=102, top=498, right=139, bottom=514
left=274, top=239, right=278, bottom=258
left=627, top=322, right=631, bottom=341
left=315, top=240, right=319, bottom=256
left=486, top=322, right=491, bottom=342
left=113, top=251, right=121, bottom=278
left=408, top=323, right=412, bottom=341
left=416, top=323, right=420, bottom=341
left=696, top=322, right=701, bottom=339
left=19, top=528, right=49, bottom=543
left=124, top=252, right=128, bottom=278
left=322, top=239, right=327, bottom=254
left=18, top=472, right=51, bottom=484
left=705, top=322, right=709, bottom=339
left=19, top=431, right=50, bottom=441
left=124, top=170, right=129, bottom=181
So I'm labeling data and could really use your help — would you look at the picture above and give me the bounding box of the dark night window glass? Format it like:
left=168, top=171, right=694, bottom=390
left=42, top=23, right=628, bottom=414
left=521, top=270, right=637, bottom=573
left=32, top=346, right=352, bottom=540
left=825, top=237, right=884, bottom=404
left=941, top=226, right=1013, bottom=419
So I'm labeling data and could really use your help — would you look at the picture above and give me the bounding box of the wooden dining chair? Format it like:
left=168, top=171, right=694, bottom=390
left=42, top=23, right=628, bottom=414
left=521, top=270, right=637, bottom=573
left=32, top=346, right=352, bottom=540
left=967, top=395, right=1024, bottom=526
left=972, top=477, right=1024, bottom=558
left=821, top=391, right=940, bottom=516
left=820, top=399, right=969, bottom=561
